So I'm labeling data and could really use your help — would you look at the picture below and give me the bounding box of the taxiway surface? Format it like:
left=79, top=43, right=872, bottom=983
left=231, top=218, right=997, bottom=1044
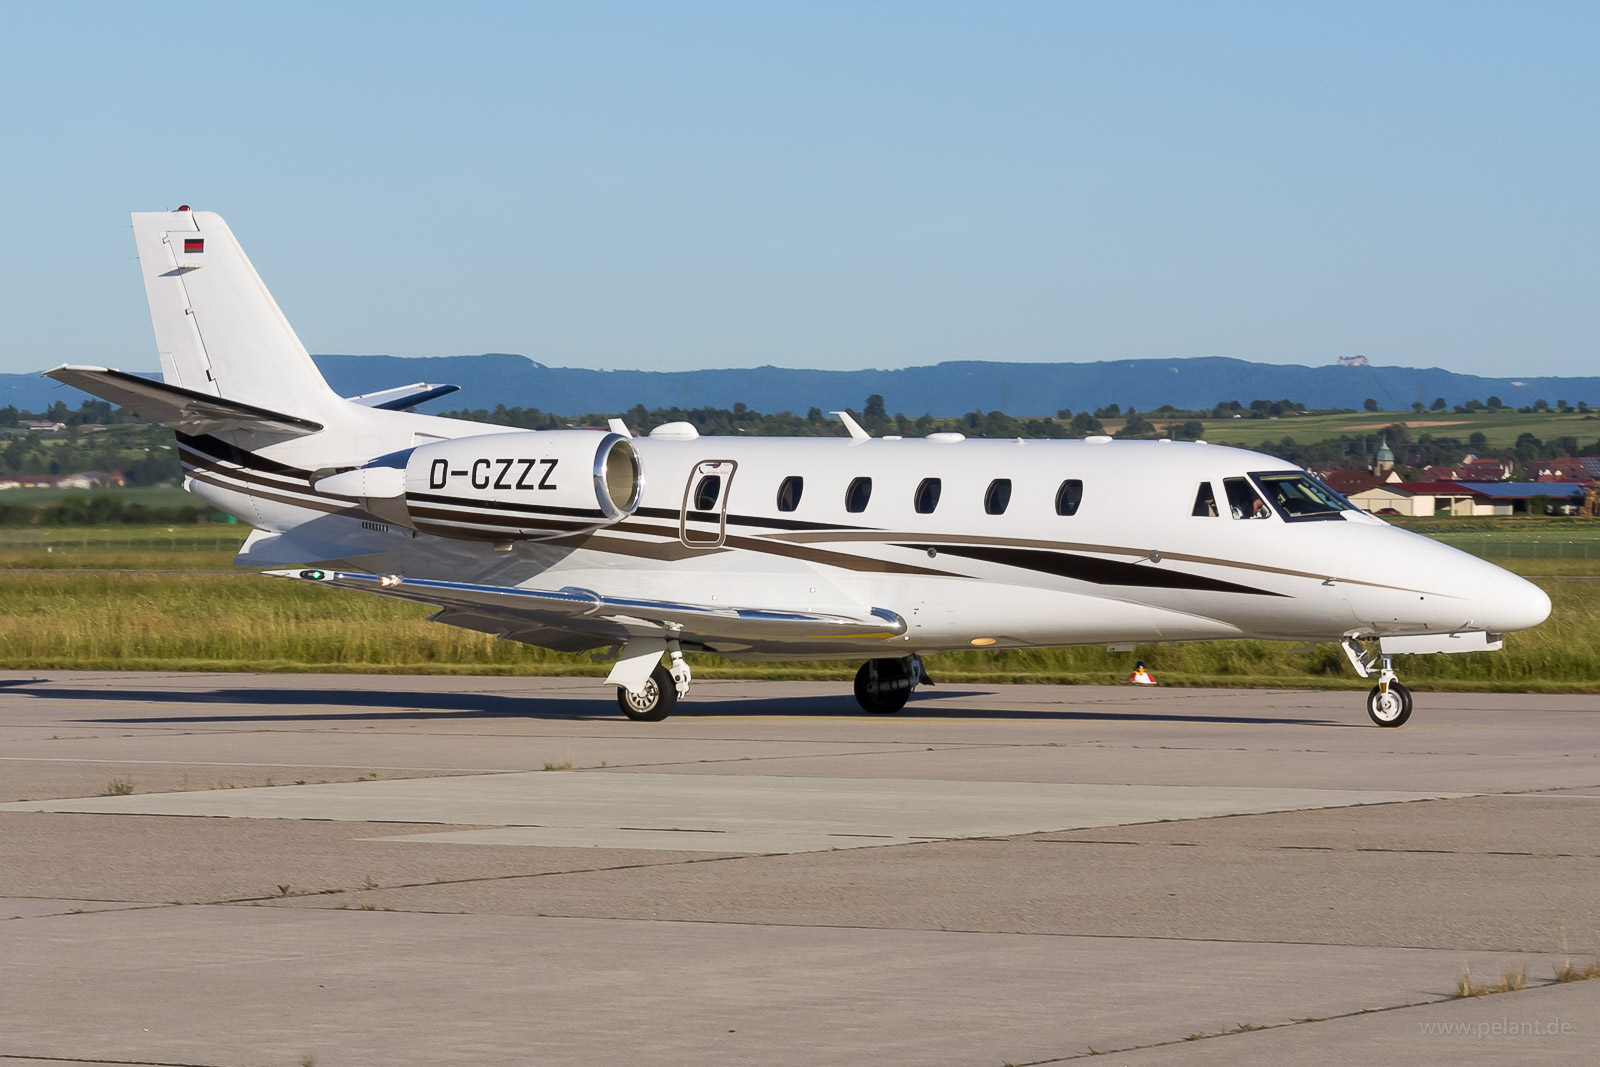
left=2, top=671, right=1597, bottom=1065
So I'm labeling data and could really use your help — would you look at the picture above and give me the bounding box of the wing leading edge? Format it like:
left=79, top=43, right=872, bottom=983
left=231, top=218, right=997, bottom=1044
left=268, top=569, right=906, bottom=653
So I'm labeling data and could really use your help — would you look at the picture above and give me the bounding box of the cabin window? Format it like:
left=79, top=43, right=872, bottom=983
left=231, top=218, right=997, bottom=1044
left=693, top=475, right=722, bottom=512
left=776, top=476, right=803, bottom=512
left=984, top=478, right=1012, bottom=515
left=1055, top=479, right=1083, bottom=516
left=914, top=477, right=942, bottom=514
left=1224, top=477, right=1270, bottom=520
left=845, top=476, right=873, bottom=513
left=1251, top=472, right=1356, bottom=522
left=1192, top=482, right=1219, bottom=517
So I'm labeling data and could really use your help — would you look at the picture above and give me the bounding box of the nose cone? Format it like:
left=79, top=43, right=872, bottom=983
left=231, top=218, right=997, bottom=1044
left=1476, top=568, right=1552, bottom=634
left=1348, top=526, right=1553, bottom=636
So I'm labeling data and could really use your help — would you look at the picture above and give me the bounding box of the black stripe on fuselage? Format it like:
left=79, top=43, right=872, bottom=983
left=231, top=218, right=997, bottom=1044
left=174, top=434, right=1284, bottom=595
left=635, top=505, right=859, bottom=533
left=176, top=433, right=313, bottom=478
left=900, top=543, right=1289, bottom=597
left=408, top=491, right=610, bottom=521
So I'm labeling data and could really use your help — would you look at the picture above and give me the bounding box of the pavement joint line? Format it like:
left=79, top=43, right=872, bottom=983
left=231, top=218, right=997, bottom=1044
left=56, top=720, right=1050, bottom=747
left=0, top=1055, right=223, bottom=1067
left=205, top=848, right=769, bottom=904
left=1007, top=993, right=1480, bottom=1065
left=579, top=742, right=1008, bottom=773
left=1010, top=972, right=1599, bottom=1065
left=1034, top=839, right=1593, bottom=858
left=0, top=757, right=527, bottom=773
left=1, top=784, right=1479, bottom=844
left=5, top=902, right=184, bottom=921
left=0, top=810, right=511, bottom=828
left=187, top=905, right=1591, bottom=958
left=1, top=792, right=1470, bottom=838
left=2, top=894, right=168, bottom=903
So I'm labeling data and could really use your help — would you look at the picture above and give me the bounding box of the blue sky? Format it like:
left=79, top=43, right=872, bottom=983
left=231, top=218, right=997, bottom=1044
left=1, top=1, right=1595, bottom=377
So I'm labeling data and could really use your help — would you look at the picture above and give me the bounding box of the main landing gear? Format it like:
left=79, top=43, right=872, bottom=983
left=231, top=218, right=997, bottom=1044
left=1341, top=638, right=1412, bottom=728
left=614, top=646, right=936, bottom=721
left=853, top=655, right=931, bottom=714
left=615, top=645, right=693, bottom=722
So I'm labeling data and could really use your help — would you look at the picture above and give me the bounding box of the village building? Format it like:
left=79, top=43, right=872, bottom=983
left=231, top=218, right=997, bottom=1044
left=1425, top=456, right=1514, bottom=482
left=1321, top=468, right=1400, bottom=497
left=1372, top=437, right=1395, bottom=475
left=1529, top=457, right=1596, bottom=484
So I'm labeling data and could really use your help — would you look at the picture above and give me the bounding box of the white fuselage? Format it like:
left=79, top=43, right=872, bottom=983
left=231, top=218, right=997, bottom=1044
left=181, top=411, right=1551, bottom=661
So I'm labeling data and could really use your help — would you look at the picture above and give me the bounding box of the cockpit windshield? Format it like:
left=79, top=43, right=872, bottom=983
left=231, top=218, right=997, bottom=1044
left=1250, top=472, right=1357, bottom=522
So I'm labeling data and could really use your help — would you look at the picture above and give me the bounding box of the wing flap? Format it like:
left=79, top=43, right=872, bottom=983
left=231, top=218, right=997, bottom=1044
left=268, top=569, right=906, bottom=646
left=43, top=365, right=323, bottom=436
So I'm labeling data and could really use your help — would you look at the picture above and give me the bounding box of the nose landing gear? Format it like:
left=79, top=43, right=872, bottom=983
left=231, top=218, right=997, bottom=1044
left=1366, top=675, right=1413, bottom=727
left=1341, top=637, right=1412, bottom=728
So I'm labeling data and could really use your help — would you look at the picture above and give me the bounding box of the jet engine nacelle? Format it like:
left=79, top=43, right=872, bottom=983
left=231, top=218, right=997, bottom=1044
left=317, top=430, right=641, bottom=542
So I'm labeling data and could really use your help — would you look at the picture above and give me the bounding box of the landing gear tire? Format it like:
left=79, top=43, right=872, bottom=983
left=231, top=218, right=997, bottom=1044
left=1366, top=681, right=1412, bottom=728
left=854, top=658, right=913, bottom=714
left=618, top=663, right=677, bottom=722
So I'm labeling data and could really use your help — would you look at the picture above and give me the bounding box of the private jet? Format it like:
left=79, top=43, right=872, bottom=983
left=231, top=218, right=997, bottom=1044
left=46, top=209, right=1552, bottom=727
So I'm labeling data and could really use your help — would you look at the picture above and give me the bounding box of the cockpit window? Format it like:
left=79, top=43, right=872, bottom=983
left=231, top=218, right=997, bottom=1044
left=1191, top=482, right=1218, bottom=517
left=1251, top=472, right=1357, bottom=522
left=1223, top=477, right=1270, bottom=520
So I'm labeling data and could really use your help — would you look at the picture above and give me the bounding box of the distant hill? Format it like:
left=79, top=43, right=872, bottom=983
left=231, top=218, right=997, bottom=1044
left=7, top=353, right=1600, bottom=417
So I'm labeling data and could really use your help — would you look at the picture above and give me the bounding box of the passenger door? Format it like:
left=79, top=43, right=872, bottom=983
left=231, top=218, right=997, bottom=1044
left=680, top=460, right=737, bottom=548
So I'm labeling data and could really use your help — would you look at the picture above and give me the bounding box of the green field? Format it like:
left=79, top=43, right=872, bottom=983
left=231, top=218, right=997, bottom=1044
left=0, top=569, right=1592, bottom=691
left=0, top=485, right=201, bottom=507
left=0, top=522, right=1595, bottom=690
left=1122, top=408, right=1600, bottom=450
left=0, top=525, right=248, bottom=570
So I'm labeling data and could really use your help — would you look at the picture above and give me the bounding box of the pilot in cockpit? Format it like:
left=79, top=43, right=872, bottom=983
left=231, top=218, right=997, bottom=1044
left=1224, top=477, right=1272, bottom=519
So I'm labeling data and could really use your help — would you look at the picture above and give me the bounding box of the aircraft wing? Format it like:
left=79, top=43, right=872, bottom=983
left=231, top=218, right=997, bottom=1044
left=267, top=569, right=906, bottom=653
left=43, top=365, right=323, bottom=436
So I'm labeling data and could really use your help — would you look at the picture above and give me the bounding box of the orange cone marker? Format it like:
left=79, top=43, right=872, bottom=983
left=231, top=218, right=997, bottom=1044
left=1129, top=661, right=1156, bottom=685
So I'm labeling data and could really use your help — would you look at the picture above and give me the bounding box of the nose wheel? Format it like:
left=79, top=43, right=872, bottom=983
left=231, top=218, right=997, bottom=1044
left=1342, top=638, right=1413, bottom=728
left=1366, top=680, right=1412, bottom=727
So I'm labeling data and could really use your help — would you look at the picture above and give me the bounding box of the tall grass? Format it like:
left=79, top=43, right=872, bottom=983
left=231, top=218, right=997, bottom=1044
left=1, top=570, right=1596, bottom=690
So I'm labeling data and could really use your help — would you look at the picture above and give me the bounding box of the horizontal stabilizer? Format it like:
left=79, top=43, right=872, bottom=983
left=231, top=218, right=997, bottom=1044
left=268, top=569, right=906, bottom=646
left=43, top=365, right=323, bottom=436
left=345, top=382, right=461, bottom=411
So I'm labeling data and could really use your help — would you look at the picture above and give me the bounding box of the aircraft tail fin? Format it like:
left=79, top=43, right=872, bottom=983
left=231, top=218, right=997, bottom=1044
left=130, top=209, right=343, bottom=420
